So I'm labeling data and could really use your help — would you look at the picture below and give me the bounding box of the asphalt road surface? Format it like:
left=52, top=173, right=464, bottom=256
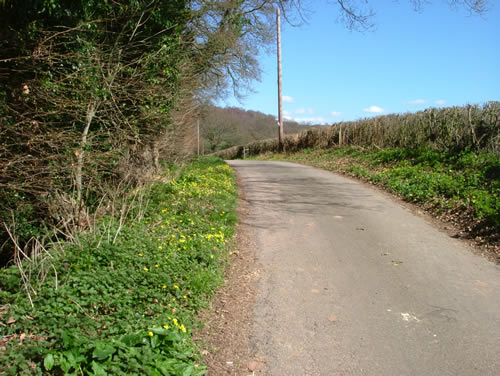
left=227, top=160, right=500, bottom=376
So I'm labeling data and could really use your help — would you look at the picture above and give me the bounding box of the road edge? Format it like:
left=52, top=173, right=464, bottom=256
left=196, top=167, right=263, bottom=375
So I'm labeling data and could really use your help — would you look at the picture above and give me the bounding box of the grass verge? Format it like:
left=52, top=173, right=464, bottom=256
left=0, top=156, right=237, bottom=375
left=256, top=147, right=499, bottom=260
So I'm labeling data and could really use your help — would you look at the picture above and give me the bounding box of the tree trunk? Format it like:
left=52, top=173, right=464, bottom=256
left=76, top=101, right=96, bottom=204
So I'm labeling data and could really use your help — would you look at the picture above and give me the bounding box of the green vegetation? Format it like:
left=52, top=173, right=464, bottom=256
left=0, top=157, right=237, bottom=375
left=0, top=0, right=297, bottom=265
left=0, top=1, right=497, bottom=373
left=257, top=147, right=500, bottom=246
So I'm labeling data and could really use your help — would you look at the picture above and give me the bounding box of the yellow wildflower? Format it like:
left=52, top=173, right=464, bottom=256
left=143, top=267, right=149, bottom=271
left=148, top=331, right=153, bottom=337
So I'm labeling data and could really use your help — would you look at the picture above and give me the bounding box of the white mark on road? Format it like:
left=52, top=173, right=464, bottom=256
left=334, top=216, right=343, bottom=219
left=401, top=312, right=421, bottom=322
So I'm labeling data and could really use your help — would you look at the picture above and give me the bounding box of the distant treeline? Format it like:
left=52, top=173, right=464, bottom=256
left=199, top=105, right=318, bottom=153
left=214, top=102, right=500, bottom=159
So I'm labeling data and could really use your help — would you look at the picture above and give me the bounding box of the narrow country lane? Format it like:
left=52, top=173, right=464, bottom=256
left=227, top=160, right=500, bottom=376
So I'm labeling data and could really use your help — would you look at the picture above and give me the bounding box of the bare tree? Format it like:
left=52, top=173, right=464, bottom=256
left=288, top=0, right=492, bottom=31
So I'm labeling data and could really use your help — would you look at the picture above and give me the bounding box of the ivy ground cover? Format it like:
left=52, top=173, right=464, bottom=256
left=0, top=157, right=237, bottom=375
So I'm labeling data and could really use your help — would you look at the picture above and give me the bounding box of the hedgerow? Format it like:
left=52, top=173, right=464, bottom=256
left=213, top=102, right=500, bottom=160
left=0, top=157, right=237, bottom=375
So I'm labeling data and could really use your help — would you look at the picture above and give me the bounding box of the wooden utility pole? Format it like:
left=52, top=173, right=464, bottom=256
left=277, top=7, right=284, bottom=151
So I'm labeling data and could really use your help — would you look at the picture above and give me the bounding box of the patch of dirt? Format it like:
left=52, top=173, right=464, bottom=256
left=196, top=172, right=261, bottom=375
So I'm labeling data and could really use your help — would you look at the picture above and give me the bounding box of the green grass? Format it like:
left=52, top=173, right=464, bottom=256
left=0, top=156, right=237, bottom=375
left=257, top=147, right=500, bottom=229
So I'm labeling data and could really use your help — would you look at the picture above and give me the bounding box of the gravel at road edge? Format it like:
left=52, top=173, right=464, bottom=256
left=196, top=171, right=262, bottom=375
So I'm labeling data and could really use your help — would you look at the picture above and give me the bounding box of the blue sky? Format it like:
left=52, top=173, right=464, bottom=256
left=219, top=1, right=500, bottom=124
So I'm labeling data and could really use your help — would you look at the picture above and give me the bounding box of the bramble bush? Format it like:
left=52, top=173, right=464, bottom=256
left=0, top=157, right=237, bottom=375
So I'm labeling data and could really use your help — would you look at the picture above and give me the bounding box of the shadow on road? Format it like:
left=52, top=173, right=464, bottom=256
left=231, top=161, right=384, bottom=232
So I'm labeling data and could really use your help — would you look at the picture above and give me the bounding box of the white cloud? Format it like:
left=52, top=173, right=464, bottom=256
left=363, top=105, right=384, bottom=114
left=331, top=111, right=342, bottom=117
left=294, top=108, right=314, bottom=115
left=283, top=95, right=295, bottom=103
left=289, top=116, right=328, bottom=125
left=435, top=99, right=446, bottom=105
left=407, top=99, right=427, bottom=105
